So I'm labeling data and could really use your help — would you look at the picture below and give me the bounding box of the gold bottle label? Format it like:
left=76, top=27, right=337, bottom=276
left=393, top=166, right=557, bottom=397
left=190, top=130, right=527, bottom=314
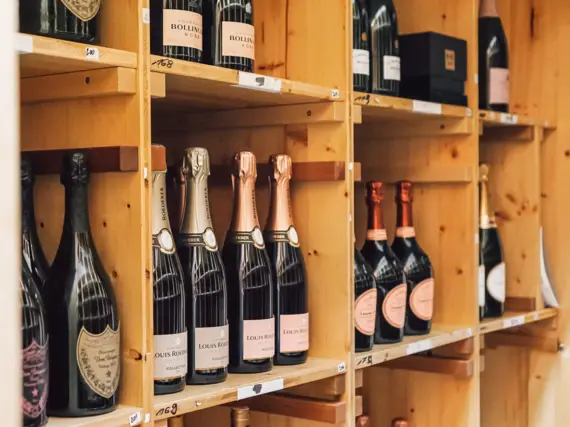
left=61, top=0, right=101, bottom=22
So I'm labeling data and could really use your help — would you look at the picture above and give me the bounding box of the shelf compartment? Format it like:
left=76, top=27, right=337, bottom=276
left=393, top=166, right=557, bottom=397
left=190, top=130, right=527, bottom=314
left=354, top=326, right=474, bottom=370
left=153, top=357, right=345, bottom=421
left=380, top=354, right=475, bottom=378
left=47, top=405, right=144, bottom=427
left=479, top=308, right=558, bottom=335
left=150, top=56, right=342, bottom=110
left=360, top=165, right=474, bottom=184
left=18, top=34, right=137, bottom=78
left=479, top=110, right=538, bottom=128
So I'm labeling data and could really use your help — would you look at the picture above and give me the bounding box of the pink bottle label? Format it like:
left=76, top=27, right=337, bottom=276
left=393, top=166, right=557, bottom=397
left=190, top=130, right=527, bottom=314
left=222, top=22, right=255, bottom=59
left=163, top=10, right=203, bottom=50
left=396, top=227, right=416, bottom=238
left=410, top=278, right=434, bottom=321
left=22, top=339, right=49, bottom=419
left=382, top=284, right=407, bottom=328
left=280, top=313, right=309, bottom=353
left=243, top=317, right=275, bottom=360
left=194, top=325, right=229, bottom=370
left=489, top=68, right=510, bottom=105
left=354, top=288, right=377, bottom=336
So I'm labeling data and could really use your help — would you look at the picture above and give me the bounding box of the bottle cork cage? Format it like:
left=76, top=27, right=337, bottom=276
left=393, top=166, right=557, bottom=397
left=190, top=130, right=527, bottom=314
left=16, top=0, right=567, bottom=427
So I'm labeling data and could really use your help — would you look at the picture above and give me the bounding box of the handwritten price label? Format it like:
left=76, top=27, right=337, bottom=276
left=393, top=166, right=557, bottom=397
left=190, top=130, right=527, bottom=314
left=129, top=411, right=142, bottom=426
left=155, top=403, right=178, bottom=419
left=237, top=378, right=284, bottom=400
left=503, top=315, right=525, bottom=329
left=356, top=355, right=373, bottom=368
left=85, top=47, right=100, bottom=61
left=499, top=113, right=518, bottom=125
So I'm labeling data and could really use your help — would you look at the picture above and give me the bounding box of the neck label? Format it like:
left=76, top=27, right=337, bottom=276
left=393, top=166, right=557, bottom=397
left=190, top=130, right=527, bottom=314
left=264, top=226, right=300, bottom=247
left=396, top=227, right=415, bottom=238
left=178, top=228, right=218, bottom=252
left=366, top=229, right=387, bottom=241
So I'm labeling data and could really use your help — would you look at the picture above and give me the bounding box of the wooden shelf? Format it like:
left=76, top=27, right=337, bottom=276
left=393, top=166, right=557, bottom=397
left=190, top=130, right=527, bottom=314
left=153, top=357, right=345, bottom=421
left=479, top=308, right=558, bottom=335
left=360, top=165, right=474, bottom=184
left=18, top=34, right=137, bottom=78
left=150, top=56, right=342, bottom=110
left=479, top=110, right=537, bottom=128
left=47, top=405, right=145, bottom=427
left=354, top=325, right=474, bottom=370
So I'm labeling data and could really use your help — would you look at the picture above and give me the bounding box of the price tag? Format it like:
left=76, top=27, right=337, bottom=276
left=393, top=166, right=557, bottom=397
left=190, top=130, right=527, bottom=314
left=503, top=315, right=525, bottom=329
left=466, top=328, right=473, bottom=337
left=237, top=72, right=282, bottom=93
left=129, top=411, right=142, bottom=426
left=337, top=362, right=346, bottom=373
left=466, top=108, right=473, bottom=117
left=412, top=100, right=442, bottom=115
left=533, top=312, right=540, bottom=321
left=85, top=47, right=100, bottom=61
left=237, top=378, right=284, bottom=400
left=356, top=355, right=373, bottom=368
left=331, top=89, right=341, bottom=99
left=16, top=34, right=34, bottom=54
left=142, top=8, right=150, bottom=24
left=406, top=342, right=420, bottom=355
left=499, top=113, right=518, bottom=125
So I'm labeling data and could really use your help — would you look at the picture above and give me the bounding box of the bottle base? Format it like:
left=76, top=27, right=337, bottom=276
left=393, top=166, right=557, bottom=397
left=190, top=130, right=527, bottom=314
left=229, top=360, right=273, bottom=374
left=186, top=372, right=228, bottom=385
left=154, top=378, right=185, bottom=395
left=273, top=352, right=308, bottom=366
left=404, top=328, right=431, bottom=336
left=47, top=405, right=117, bottom=418
left=374, top=336, right=403, bottom=345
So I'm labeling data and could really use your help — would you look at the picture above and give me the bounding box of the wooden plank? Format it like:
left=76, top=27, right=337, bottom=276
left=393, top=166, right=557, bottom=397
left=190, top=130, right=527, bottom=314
left=479, top=309, right=558, bottom=335
left=243, top=394, right=346, bottom=424
left=355, top=370, right=363, bottom=389
left=151, top=72, right=166, bottom=99
left=357, top=118, right=473, bottom=139
left=151, top=145, right=167, bottom=172
left=485, top=332, right=559, bottom=353
left=431, top=338, right=474, bottom=359
left=360, top=165, right=475, bottom=184
left=23, top=146, right=138, bottom=174
left=47, top=405, right=144, bottom=427
left=382, top=355, right=474, bottom=378
left=280, top=375, right=346, bottom=401
left=355, top=395, right=363, bottom=417
left=505, top=297, right=537, bottom=312
left=21, top=68, right=137, bottom=104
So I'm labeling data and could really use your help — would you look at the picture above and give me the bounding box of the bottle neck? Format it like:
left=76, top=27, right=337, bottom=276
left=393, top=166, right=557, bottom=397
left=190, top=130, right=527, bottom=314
left=230, top=176, right=260, bottom=232
left=265, top=177, right=294, bottom=231
left=396, top=201, right=413, bottom=228
left=479, top=180, right=495, bottom=229
left=63, top=184, right=91, bottom=234
left=366, top=203, right=387, bottom=241
left=151, top=172, right=173, bottom=236
left=180, top=172, right=213, bottom=234
left=479, top=0, right=499, bottom=18
left=21, top=184, right=37, bottom=231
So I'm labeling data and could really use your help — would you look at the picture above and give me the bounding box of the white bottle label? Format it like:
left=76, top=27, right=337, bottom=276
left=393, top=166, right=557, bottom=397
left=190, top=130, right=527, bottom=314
left=353, top=49, right=370, bottom=76
left=478, top=264, right=486, bottom=308
left=489, top=68, right=510, bottom=104
left=487, top=262, right=506, bottom=303
left=383, top=55, right=401, bottom=81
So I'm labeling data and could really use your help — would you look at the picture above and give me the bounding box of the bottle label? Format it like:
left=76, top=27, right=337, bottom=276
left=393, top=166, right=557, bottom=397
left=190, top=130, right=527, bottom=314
left=487, top=262, right=506, bottom=303
left=410, top=278, right=434, bottom=321
left=396, top=227, right=416, bottom=238
left=366, top=229, right=387, bottom=241
left=264, top=226, right=300, bottom=248
left=76, top=325, right=120, bottom=399
left=227, top=228, right=265, bottom=249
left=489, top=68, right=510, bottom=105
left=222, top=22, right=255, bottom=59
left=153, top=228, right=176, bottom=255
left=354, top=288, right=378, bottom=336
left=280, top=313, right=309, bottom=353
left=22, top=339, right=49, bottom=419
left=154, top=331, right=188, bottom=380
left=478, top=264, right=486, bottom=308
left=163, top=10, right=203, bottom=50
left=194, top=325, right=229, bottom=370
left=243, top=317, right=275, bottom=360
left=178, top=228, right=219, bottom=252
left=383, top=55, right=401, bottom=81
left=353, top=49, right=370, bottom=76
left=382, top=284, right=407, bottom=328
left=61, top=0, right=101, bottom=22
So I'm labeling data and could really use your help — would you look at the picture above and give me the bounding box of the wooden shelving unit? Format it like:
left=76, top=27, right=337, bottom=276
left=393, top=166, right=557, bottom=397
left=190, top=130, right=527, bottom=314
left=48, top=406, right=145, bottom=427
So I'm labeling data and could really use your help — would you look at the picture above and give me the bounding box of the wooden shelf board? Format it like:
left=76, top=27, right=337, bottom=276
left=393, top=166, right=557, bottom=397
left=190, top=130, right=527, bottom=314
left=479, top=110, right=544, bottom=128
left=47, top=405, right=144, bottom=427
left=360, top=165, right=474, bottom=184
left=354, top=325, right=474, bottom=370
left=354, top=92, right=471, bottom=123
left=479, top=308, right=558, bottom=335
left=151, top=56, right=342, bottom=110
left=153, top=357, right=344, bottom=420
left=18, top=34, right=137, bottom=78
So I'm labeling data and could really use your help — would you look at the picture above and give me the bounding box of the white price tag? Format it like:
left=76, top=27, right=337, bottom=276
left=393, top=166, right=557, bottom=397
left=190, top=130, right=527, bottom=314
left=499, top=113, right=518, bottom=125
left=407, top=340, right=431, bottom=355
left=16, top=34, right=34, bottom=54
left=337, top=362, right=346, bottom=373
left=466, top=328, right=473, bottom=337
left=142, top=8, right=150, bottom=24
left=144, top=413, right=151, bottom=423
left=129, top=411, right=142, bottom=426
left=331, top=89, right=340, bottom=99
left=466, top=108, right=473, bottom=117
left=533, top=312, right=540, bottom=321
left=237, top=72, right=282, bottom=93
left=237, top=378, right=284, bottom=400
left=406, top=342, right=420, bottom=355
left=503, top=315, right=525, bottom=329
left=412, top=100, right=442, bottom=115
left=85, top=46, right=100, bottom=61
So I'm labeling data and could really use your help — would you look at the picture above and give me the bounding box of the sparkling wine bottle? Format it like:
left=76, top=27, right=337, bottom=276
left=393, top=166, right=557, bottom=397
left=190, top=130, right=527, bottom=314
left=353, top=0, right=371, bottom=92
left=354, top=247, right=377, bottom=353
left=391, top=181, right=434, bottom=336
left=150, top=0, right=204, bottom=63
left=152, top=147, right=187, bottom=395
left=21, top=156, right=50, bottom=291
left=361, top=182, right=406, bottom=344
left=178, top=148, right=229, bottom=385
left=230, top=406, right=251, bottom=427
left=205, top=0, right=254, bottom=71
left=223, top=152, right=274, bottom=373
left=478, top=0, right=509, bottom=112
left=19, top=0, right=100, bottom=44
left=265, top=154, right=309, bottom=366
left=369, top=0, right=400, bottom=96
left=43, top=152, right=120, bottom=416
left=21, top=262, right=49, bottom=427
left=479, top=164, right=505, bottom=318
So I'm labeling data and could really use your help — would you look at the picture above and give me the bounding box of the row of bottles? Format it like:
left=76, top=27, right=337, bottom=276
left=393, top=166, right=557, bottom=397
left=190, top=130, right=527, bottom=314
left=352, top=0, right=511, bottom=112
left=354, top=181, right=434, bottom=352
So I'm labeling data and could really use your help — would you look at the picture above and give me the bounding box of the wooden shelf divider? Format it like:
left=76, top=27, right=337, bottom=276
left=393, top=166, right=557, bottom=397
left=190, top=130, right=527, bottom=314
left=380, top=355, right=475, bottom=378
left=279, top=375, right=346, bottom=401
left=485, top=332, right=559, bottom=353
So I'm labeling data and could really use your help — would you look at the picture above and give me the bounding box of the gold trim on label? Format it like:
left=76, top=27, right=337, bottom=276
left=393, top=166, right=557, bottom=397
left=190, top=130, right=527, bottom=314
left=61, top=0, right=101, bottom=22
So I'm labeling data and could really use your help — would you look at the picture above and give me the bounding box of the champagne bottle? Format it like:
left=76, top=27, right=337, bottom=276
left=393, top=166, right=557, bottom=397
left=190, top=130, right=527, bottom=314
left=479, top=164, right=505, bottom=317
left=43, top=152, right=120, bottom=416
left=19, top=0, right=100, bottom=44
left=152, top=147, right=187, bottom=395
left=205, top=0, right=254, bottom=71
left=265, top=155, right=309, bottom=366
left=369, top=0, right=400, bottom=96
left=21, top=262, right=49, bottom=427
left=391, top=181, right=434, bottom=336
left=223, top=152, right=274, bottom=373
left=150, top=0, right=204, bottom=63
left=354, top=247, right=377, bottom=353
left=21, top=156, right=50, bottom=290
left=230, top=406, right=251, bottom=427
left=392, top=418, right=409, bottom=427
left=478, top=0, right=509, bottom=112
left=353, top=0, right=371, bottom=92
left=178, top=148, right=229, bottom=385
left=361, top=182, right=406, bottom=344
